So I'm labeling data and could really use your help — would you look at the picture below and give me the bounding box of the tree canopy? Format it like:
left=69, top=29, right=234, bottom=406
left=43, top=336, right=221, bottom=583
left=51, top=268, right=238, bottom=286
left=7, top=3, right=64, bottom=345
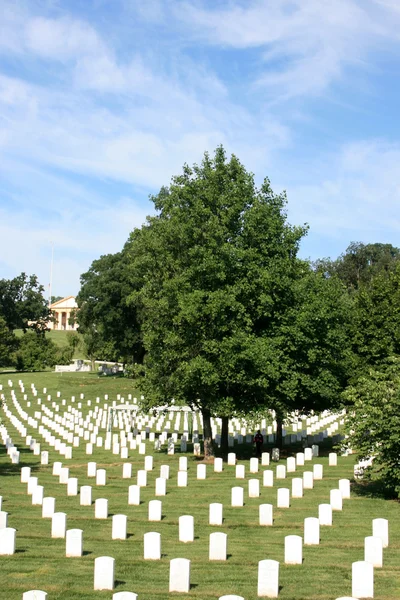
left=126, top=147, right=351, bottom=454
left=0, top=273, right=50, bottom=332
left=314, top=242, right=400, bottom=291
left=342, top=358, right=400, bottom=497
left=76, top=251, right=144, bottom=366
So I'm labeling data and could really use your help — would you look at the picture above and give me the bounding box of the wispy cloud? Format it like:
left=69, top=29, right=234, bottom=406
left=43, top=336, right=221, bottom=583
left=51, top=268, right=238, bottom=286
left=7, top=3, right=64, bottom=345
left=176, top=0, right=400, bottom=99
left=1, top=0, right=400, bottom=293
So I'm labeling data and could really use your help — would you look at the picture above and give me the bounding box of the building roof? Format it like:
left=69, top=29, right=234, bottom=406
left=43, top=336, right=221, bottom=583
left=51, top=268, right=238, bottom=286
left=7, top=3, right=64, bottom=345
left=50, top=296, right=77, bottom=309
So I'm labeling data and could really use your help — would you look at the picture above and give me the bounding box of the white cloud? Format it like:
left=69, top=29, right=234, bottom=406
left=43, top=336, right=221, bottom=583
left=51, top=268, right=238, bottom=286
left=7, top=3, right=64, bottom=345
left=285, top=140, right=400, bottom=248
left=176, top=0, right=400, bottom=99
left=0, top=196, right=150, bottom=296
left=26, top=16, right=105, bottom=61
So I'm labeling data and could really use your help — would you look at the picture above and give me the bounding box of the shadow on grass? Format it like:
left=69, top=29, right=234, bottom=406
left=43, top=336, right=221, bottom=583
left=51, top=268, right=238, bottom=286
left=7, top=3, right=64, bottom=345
left=0, top=460, right=39, bottom=477
left=114, top=580, right=126, bottom=588
left=351, top=478, right=398, bottom=501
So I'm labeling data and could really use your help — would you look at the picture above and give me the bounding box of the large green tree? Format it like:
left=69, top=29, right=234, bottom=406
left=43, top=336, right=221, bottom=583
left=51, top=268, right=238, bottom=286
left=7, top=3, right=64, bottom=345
left=127, top=147, right=351, bottom=456
left=0, top=273, right=50, bottom=332
left=342, top=358, right=400, bottom=497
left=352, top=262, right=400, bottom=371
left=76, top=251, right=143, bottom=366
left=0, top=316, right=18, bottom=367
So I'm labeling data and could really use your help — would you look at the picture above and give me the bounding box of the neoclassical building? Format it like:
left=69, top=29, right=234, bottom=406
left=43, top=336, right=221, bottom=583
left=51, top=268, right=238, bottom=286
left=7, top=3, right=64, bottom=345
left=48, top=296, right=78, bottom=331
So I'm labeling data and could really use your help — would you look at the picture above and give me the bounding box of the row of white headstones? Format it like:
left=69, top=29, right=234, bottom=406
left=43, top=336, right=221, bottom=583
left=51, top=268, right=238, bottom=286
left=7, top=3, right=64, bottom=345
left=0, top=380, right=387, bottom=599
left=0, top=378, right=345, bottom=461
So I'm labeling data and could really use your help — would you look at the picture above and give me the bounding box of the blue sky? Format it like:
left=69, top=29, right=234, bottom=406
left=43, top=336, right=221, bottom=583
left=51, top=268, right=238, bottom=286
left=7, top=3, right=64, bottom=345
left=1, top=0, right=400, bottom=297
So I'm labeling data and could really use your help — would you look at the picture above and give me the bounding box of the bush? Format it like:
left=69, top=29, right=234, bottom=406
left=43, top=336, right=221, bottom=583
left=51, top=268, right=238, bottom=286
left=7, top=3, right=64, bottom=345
left=15, top=331, right=58, bottom=372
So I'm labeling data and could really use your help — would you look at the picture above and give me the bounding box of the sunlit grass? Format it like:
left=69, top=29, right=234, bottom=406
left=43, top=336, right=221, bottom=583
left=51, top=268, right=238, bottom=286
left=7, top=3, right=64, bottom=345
left=0, top=372, right=399, bottom=600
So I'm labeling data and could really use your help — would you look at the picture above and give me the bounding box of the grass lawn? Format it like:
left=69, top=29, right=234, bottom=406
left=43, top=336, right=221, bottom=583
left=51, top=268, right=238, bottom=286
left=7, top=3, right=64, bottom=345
left=14, top=330, right=84, bottom=360
left=0, top=372, right=399, bottom=600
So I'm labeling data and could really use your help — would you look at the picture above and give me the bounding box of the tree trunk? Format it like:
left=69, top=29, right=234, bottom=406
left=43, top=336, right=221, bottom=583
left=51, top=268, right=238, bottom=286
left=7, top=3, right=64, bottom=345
left=202, top=409, right=215, bottom=459
left=276, top=416, right=283, bottom=449
left=221, top=415, right=229, bottom=456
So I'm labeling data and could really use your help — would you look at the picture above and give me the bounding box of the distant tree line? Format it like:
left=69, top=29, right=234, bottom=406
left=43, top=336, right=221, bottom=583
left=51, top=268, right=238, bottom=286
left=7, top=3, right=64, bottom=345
left=0, top=274, right=79, bottom=371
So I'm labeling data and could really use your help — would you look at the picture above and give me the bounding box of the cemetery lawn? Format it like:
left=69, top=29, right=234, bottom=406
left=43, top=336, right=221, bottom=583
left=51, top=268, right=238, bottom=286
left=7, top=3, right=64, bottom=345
left=0, top=371, right=399, bottom=600
left=14, top=330, right=84, bottom=359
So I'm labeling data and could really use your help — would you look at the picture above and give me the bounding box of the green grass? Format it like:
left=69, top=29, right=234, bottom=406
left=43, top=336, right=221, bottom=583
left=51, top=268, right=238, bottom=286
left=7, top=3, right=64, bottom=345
left=0, top=372, right=399, bottom=600
left=14, top=330, right=84, bottom=360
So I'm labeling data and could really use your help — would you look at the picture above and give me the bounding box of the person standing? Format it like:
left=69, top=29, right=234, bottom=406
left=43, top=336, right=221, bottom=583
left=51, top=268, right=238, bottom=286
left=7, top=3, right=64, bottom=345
left=254, top=429, right=263, bottom=459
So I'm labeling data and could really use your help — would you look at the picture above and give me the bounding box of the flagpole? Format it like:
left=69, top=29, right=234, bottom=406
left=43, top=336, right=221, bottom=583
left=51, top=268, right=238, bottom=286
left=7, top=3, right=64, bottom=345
left=49, top=241, right=54, bottom=308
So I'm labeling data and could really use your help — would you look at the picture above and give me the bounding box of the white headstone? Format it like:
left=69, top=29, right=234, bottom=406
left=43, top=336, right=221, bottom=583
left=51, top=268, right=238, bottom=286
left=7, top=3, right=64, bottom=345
left=128, top=485, right=140, bottom=506
left=177, top=471, right=188, bottom=487
left=259, top=503, right=273, bottom=526
left=42, top=497, right=55, bottom=518
left=145, top=455, right=154, bottom=471
left=22, top=592, right=47, bottom=600
left=258, top=559, right=279, bottom=598
left=0, top=527, right=16, bottom=555
left=160, top=465, right=170, bottom=480
left=179, top=515, right=194, bottom=542
left=304, top=517, right=320, bottom=545
left=318, top=503, right=333, bottom=526
left=330, top=489, right=343, bottom=511
left=352, top=561, right=373, bottom=599
left=32, top=485, right=44, bottom=506
left=292, top=478, right=303, bottom=498
left=67, top=478, right=78, bottom=496
left=364, top=536, right=383, bottom=568
left=137, top=470, right=147, bottom=487
left=209, top=503, right=223, bottom=526
left=231, top=487, right=244, bottom=507
left=87, top=462, right=97, bottom=477
left=329, top=452, right=337, bottom=466
left=112, top=593, right=138, bottom=600
left=112, top=514, right=128, bottom=540
left=372, top=518, right=389, bottom=548
left=263, top=470, right=274, bottom=487
left=277, top=488, right=290, bottom=508
left=276, top=465, right=286, bottom=479
left=284, top=535, right=302, bottom=565
left=250, top=457, right=259, bottom=473
left=123, top=463, right=132, bottom=479
left=261, top=452, right=270, bottom=466
left=339, top=479, right=351, bottom=499
left=249, top=479, right=260, bottom=498
left=287, top=457, right=296, bottom=473
left=96, top=469, right=106, bottom=486
left=228, top=453, right=236, bottom=466
left=197, top=464, right=206, bottom=479
left=80, top=486, right=92, bottom=506
left=144, top=531, right=161, bottom=560
left=66, top=528, right=83, bottom=557
left=94, top=556, right=115, bottom=590
left=209, top=532, right=227, bottom=560
left=51, top=512, right=67, bottom=538
left=179, top=457, right=188, bottom=471
left=149, top=499, right=162, bottom=521
left=236, top=465, right=245, bottom=479
left=303, top=471, right=314, bottom=489
left=313, top=464, right=323, bottom=480
left=169, top=558, right=190, bottom=592
left=95, top=498, right=108, bottom=519
left=214, top=458, right=223, bottom=472
left=21, top=466, right=31, bottom=483
left=296, top=452, right=305, bottom=466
